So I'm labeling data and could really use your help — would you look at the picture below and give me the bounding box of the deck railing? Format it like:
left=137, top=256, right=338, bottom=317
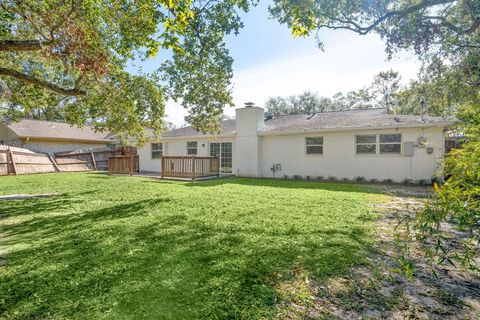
left=161, top=156, right=219, bottom=180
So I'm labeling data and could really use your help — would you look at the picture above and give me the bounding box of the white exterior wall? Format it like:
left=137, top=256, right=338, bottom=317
left=138, top=136, right=236, bottom=172
left=259, top=127, right=445, bottom=182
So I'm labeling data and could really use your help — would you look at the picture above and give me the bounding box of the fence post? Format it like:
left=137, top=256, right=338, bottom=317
left=48, top=154, right=60, bottom=172
left=91, top=151, right=97, bottom=171
left=7, top=148, right=17, bottom=175
left=129, top=155, right=133, bottom=176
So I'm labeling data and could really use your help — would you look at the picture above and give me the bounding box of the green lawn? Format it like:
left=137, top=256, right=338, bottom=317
left=0, top=173, right=387, bottom=319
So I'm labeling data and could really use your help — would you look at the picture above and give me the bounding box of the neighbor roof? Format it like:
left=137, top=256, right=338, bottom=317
left=161, top=108, right=453, bottom=138
left=3, top=119, right=114, bottom=142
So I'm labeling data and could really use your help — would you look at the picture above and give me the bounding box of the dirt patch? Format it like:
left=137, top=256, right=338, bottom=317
left=272, top=194, right=480, bottom=319
left=0, top=193, right=60, bottom=201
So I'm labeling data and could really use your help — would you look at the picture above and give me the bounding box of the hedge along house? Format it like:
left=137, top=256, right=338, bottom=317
left=0, top=118, right=117, bottom=154
left=138, top=105, right=453, bottom=182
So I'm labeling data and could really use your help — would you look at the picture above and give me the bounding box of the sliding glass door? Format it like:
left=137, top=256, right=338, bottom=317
left=209, top=142, right=232, bottom=173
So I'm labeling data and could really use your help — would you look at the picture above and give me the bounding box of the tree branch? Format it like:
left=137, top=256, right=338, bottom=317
left=0, top=67, right=86, bottom=96
left=321, top=0, right=457, bottom=35
left=0, top=40, right=53, bottom=52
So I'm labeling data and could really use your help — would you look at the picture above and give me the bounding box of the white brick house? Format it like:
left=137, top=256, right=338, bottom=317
left=138, top=106, right=453, bottom=182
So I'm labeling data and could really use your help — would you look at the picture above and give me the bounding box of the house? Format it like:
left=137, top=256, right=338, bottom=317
left=138, top=105, right=453, bottom=182
left=0, top=119, right=116, bottom=154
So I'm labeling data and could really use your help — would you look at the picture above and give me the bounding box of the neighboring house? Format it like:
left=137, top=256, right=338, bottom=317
left=138, top=105, right=453, bottom=182
left=0, top=119, right=116, bottom=154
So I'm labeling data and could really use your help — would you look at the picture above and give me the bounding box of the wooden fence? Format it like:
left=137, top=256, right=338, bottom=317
left=55, top=146, right=136, bottom=171
left=108, top=155, right=139, bottom=175
left=161, top=156, right=219, bottom=180
left=0, top=145, right=89, bottom=175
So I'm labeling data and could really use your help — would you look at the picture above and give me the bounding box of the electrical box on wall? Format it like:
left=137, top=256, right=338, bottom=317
left=404, top=141, right=415, bottom=157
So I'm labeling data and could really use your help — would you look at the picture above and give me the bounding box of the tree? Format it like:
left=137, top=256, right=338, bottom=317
left=270, top=0, right=479, bottom=57
left=0, top=0, right=255, bottom=140
left=271, top=0, right=480, bottom=271
left=369, top=70, right=401, bottom=113
left=265, top=91, right=341, bottom=117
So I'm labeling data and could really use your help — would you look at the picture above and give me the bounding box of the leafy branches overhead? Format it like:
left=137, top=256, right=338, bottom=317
left=270, top=0, right=480, bottom=56
left=0, top=0, right=255, bottom=139
left=160, top=0, right=246, bottom=132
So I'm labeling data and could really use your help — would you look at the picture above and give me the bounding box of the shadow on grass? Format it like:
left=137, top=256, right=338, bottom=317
left=181, top=177, right=385, bottom=195
left=0, top=184, right=376, bottom=319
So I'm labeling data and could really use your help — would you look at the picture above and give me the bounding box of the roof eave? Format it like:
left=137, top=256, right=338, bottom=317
left=18, top=136, right=114, bottom=143
left=258, top=122, right=454, bottom=136
left=160, top=133, right=236, bottom=140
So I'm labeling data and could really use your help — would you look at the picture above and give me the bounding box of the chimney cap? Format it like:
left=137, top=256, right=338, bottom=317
left=244, top=102, right=255, bottom=107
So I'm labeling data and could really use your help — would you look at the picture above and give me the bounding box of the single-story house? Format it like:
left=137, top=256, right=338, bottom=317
left=138, top=105, right=453, bottom=182
left=0, top=118, right=117, bottom=154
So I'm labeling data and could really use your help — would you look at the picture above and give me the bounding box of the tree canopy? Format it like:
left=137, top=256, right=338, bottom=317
left=265, top=70, right=402, bottom=116
left=0, top=0, right=255, bottom=140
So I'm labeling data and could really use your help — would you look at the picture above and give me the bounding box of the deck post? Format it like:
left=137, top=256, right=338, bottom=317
left=161, top=156, right=164, bottom=179
left=192, top=156, right=196, bottom=181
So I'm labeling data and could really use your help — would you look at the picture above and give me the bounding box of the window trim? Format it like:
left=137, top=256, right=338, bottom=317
left=151, top=142, right=163, bottom=159
left=305, top=136, right=324, bottom=155
left=379, top=134, right=402, bottom=154
left=355, top=134, right=377, bottom=155
left=355, top=133, right=402, bottom=156
left=186, top=141, right=198, bottom=155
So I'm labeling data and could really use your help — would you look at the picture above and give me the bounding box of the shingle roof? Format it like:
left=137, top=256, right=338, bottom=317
left=162, top=119, right=236, bottom=137
left=261, top=108, right=452, bottom=133
left=3, top=119, right=114, bottom=142
left=161, top=109, right=452, bottom=138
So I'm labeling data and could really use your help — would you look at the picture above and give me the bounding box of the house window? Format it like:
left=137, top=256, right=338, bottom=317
left=306, top=137, right=323, bottom=154
left=356, top=135, right=377, bottom=154
left=187, top=141, right=197, bottom=155
left=379, top=134, right=401, bottom=154
left=151, top=143, right=162, bottom=159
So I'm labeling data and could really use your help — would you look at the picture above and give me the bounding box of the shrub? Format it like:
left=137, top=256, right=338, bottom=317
left=293, top=175, right=302, bottom=180
left=342, top=177, right=350, bottom=182
left=306, top=175, right=312, bottom=180
left=283, top=174, right=289, bottom=180
left=404, top=105, right=480, bottom=273
left=402, top=179, right=415, bottom=185
left=382, top=178, right=393, bottom=184
left=327, top=176, right=337, bottom=181
left=369, top=178, right=379, bottom=184
left=417, top=179, right=429, bottom=187
left=316, top=176, right=324, bottom=181
left=355, top=176, right=366, bottom=183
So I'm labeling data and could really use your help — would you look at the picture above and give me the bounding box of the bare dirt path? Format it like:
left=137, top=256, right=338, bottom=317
left=274, top=190, right=480, bottom=319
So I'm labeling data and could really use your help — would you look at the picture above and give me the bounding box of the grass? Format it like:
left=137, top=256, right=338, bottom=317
left=0, top=173, right=388, bottom=319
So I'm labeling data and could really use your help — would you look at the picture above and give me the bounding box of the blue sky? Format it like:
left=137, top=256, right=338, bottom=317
left=130, top=1, right=421, bottom=126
